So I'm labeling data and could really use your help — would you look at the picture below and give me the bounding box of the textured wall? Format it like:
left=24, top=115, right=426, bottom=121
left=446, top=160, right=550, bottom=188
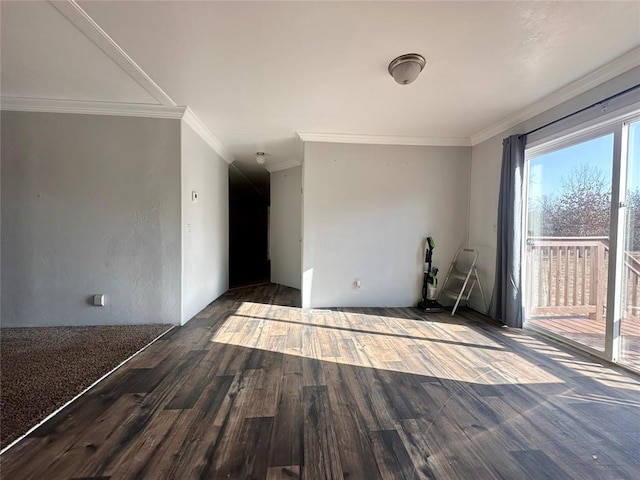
left=1, top=112, right=182, bottom=326
left=181, top=121, right=229, bottom=324
left=302, top=142, right=470, bottom=308
left=270, top=166, right=302, bottom=289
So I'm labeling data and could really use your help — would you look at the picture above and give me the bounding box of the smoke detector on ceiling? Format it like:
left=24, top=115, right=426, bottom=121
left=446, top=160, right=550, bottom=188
left=256, top=152, right=266, bottom=165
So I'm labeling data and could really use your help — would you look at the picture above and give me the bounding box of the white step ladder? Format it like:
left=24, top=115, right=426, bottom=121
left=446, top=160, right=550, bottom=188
left=438, top=248, right=487, bottom=316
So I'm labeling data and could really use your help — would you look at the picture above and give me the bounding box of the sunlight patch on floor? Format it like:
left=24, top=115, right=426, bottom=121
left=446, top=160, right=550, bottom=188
left=210, top=302, right=563, bottom=386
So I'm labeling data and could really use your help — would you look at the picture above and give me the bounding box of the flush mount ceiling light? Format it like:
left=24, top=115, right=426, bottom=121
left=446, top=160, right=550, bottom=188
left=256, top=152, right=266, bottom=165
left=388, top=53, right=426, bottom=85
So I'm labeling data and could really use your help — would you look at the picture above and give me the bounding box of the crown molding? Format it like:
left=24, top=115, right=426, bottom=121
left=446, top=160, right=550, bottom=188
left=46, top=1, right=234, bottom=163
left=50, top=0, right=175, bottom=106
left=0, top=96, right=186, bottom=118
left=297, top=132, right=471, bottom=147
left=266, top=158, right=302, bottom=173
left=470, top=46, right=640, bottom=146
left=182, top=108, right=235, bottom=164
left=0, top=97, right=235, bottom=164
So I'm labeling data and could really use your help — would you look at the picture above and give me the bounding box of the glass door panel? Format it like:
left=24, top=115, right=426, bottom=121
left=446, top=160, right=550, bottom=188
left=525, top=134, right=614, bottom=352
left=620, top=120, right=640, bottom=369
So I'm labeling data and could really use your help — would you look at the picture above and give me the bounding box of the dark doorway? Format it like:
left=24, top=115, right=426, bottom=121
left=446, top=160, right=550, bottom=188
left=228, top=164, right=270, bottom=288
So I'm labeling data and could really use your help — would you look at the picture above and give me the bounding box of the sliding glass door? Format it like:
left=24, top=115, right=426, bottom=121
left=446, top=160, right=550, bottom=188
left=524, top=113, right=640, bottom=371
left=525, top=133, right=614, bottom=353
left=619, top=119, right=640, bottom=368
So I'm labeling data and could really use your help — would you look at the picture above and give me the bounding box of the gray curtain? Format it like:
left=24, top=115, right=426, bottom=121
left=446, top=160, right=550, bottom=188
left=489, top=134, right=526, bottom=328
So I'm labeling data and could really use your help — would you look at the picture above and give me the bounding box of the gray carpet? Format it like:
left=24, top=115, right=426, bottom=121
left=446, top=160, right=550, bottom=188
left=0, top=324, right=172, bottom=448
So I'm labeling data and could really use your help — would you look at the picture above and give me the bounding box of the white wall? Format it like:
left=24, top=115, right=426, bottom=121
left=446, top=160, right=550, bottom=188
left=468, top=66, right=640, bottom=313
left=180, top=121, right=229, bottom=324
left=1, top=112, right=182, bottom=326
left=270, top=166, right=302, bottom=289
left=302, top=142, right=471, bottom=308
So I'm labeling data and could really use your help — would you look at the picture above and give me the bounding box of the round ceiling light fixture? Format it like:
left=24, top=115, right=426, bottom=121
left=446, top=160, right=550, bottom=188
left=388, top=53, right=426, bottom=85
left=256, top=152, right=266, bottom=165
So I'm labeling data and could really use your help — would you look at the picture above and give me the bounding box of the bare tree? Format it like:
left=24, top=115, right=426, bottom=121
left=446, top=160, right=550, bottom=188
left=551, top=164, right=611, bottom=237
left=527, top=194, right=558, bottom=237
left=529, top=164, right=640, bottom=250
left=626, top=189, right=640, bottom=251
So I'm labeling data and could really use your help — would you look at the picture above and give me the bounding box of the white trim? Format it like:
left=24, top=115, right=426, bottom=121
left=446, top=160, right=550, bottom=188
left=0, top=98, right=236, bottom=164
left=0, top=96, right=185, bottom=118
left=182, top=108, right=235, bottom=164
left=50, top=0, right=175, bottom=106
left=624, top=112, right=640, bottom=126
left=0, top=325, right=176, bottom=456
left=606, top=123, right=626, bottom=361
left=526, top=124, right=616, bottom=161
left=471, top=46, right=640, bottom=146
left=47, top=1, right=235, bottom=163
left=297, top=132, right=471, bottom=147
left=525, top=102, right=640, bottom=158
left=266, top=158, right=302, bottom=173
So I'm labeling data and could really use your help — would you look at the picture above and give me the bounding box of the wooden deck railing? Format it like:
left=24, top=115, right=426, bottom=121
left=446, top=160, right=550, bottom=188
left=623, top=250, right=640, bottom=319
left=525, top=236, right=640, bottom=323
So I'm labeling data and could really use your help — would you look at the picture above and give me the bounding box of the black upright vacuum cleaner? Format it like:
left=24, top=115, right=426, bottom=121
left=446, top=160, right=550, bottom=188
left=417, top=236, right=444, bottom=313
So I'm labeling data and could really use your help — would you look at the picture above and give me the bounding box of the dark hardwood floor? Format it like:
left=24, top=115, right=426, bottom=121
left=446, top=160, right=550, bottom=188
left=2, top=283, right=640, bottom=479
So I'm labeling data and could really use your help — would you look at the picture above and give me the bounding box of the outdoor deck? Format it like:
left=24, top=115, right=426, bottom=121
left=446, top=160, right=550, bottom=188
left=526, top=236, right=640, bottom=371
left=529, top=315, right=640, bottom=370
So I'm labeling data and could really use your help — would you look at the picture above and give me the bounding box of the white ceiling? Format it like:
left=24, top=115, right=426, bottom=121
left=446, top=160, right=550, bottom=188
left=2, top=1, right=640, bottom=185
left=0, top=1, right=157, bottom=104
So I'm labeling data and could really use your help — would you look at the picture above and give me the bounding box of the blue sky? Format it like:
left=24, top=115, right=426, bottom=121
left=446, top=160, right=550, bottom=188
left=528, top=122, right=640, bottom=200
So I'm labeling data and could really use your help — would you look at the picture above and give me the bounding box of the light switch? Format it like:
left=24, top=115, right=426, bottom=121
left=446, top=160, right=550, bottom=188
left=192, top=191, right=199, bottom=203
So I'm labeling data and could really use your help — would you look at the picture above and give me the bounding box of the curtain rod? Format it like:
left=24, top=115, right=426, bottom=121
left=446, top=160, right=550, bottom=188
left=519, top=83, right=640, bottom=139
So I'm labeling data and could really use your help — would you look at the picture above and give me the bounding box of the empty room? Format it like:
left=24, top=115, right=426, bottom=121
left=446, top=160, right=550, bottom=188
left=1, top=1, right=640, bottom=479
